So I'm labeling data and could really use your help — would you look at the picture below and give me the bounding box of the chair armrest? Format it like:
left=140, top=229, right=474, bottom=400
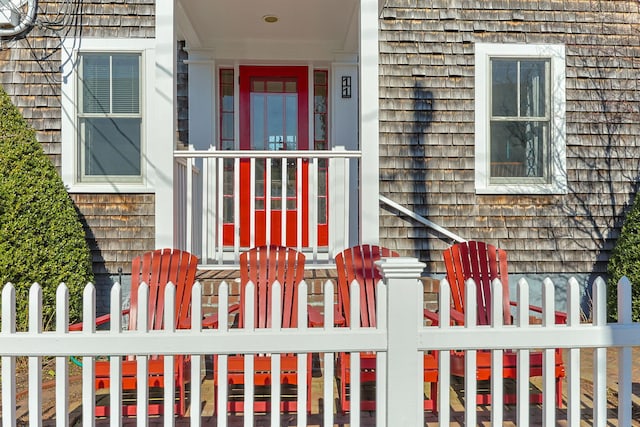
left=509, top=301, right=567, bottom=324
left=201, top=313, right=219, bottom=328
left=68, top=310, right=128, bottom=331
left=423, top=308, right=439, bottom=326
left=199, top=303, right=241, bottom=329
left=423, top=307, right=465, bottom=326
left=449, top=308, right=465, bottom=325
left=306, top=304, right=346, bottom=327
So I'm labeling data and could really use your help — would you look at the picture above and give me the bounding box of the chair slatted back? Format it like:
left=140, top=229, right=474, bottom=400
left=442, top=241, right=510, bottom=325
left=335, top=245, right=399, bottom=328
left=239, top=245, right=306, bottom=329
left=129, top=249, right=199, bottom=331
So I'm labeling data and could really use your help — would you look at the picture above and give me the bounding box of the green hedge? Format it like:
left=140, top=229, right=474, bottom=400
left=0, top=86, right=93, bottom=331
left=607, top=194, right=640, bottom=322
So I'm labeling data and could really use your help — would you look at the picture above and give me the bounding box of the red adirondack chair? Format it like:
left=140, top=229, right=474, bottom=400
left=442, top=240, right=566, bottom=406
left=213, top=245, right=314, bottom=413
left=334, top=244, right=439, bottom=412
left=70, top=248, right=199, bottom=417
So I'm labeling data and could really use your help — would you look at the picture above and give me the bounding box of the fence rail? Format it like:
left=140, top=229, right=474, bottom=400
left=1, top=259, right=638, bottom=427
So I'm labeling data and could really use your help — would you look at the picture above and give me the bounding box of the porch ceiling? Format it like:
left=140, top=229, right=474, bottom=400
left=177, top=0, right=360, bottom=60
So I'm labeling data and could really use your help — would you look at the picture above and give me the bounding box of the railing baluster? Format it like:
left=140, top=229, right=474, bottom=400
left=271, top=281, right=282, bottom=426
left=567, top=277, right=581, bottom=427
left=322, top=280, right=335, bottom=427
left=55, top=284, right=69, bottom=427
left=516, top=278, right=530, bottom=426
left=233, top=157, right=241, bottom=261
left=437, top=279, right=451, bottom=424
left=163, top=283, right=176, bottom=427
left=265, top=158, right=272, bottom=246
left=136, top=283, right=149, bottom=427
left=110, top=283, right=123, bottom=427
left=295, top=157, right=302, bottom=251
left=592, top=277, right=607, bottom=427
left=81, top=284, right=96, bottom=427
left=216, top=281, right=229, bottom=427
left=249, top=158, right=256, bottom=249
left=2, top=284, right=17, bottom=427
left=349, top=280, right=361, bottom=427
left=297, top=281, right=308, bottom=427
left=617, top=276, right=633, bottom=426
left=185, top=157, right=194, bottom=252
left=28, top=284, right=43, bottom=427
left=280, top=158, right=287, bottom=247
left=190, top=282, right=202, bottom=427
left=244, top=282, right=255, bottom=427
left=542, top=278, right=557, bottom=425
left=464, top=279, right=477, bottom=427
left=490, top=278, right=503, bottom=427
left=309, top=157, right=318, bottom=262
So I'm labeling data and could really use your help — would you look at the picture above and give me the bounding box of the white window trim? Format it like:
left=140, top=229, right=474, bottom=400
left=61, top=38, right=156, bottom=193
left=474, top=43, right=567, bottom=195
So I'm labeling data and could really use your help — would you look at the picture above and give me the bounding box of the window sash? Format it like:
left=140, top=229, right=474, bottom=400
left=489, top=58, right=550, bottom=183
left=77, top=53, right=142, bottom=181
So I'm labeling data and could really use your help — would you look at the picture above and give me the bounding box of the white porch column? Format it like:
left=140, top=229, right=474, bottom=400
left=377, top=257, right=425, bottom=426
left=360, top=0, right=380, bottom=244
left=186, top=51, right=215, bottom=150
left=154, top=0, right=176, bottom=248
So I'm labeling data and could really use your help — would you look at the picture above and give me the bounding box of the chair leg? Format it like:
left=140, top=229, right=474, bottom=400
left=556, top=376, right=564, bottom=408
left=428, top=381, right=438, bottom=413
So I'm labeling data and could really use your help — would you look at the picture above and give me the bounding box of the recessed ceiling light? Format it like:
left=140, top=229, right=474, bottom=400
left=263, top=15, right=278, bottom=23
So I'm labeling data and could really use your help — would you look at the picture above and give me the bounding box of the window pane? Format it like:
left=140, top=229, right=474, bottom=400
left=81, top=54, right=110, bottom=114
left=285, top=94, right=298, bottom=150
left=112, top=54, right=140, bottom=114
left=222, top=90, right=234, bottom=112
left=221, top=69, right=234, bottom=85
left=491, top=60, right=517, bottom=117
left=314, top=114, right=326, bottom=142
left=520, top=60, right=546, bottom=117
left=221, top=112, right=234, bottom=140
left=314, top=71, right=327, bottom=85
left=82, top=117, right=141, bottom=176
left=490, top=120, right=546, bottom=178
left=251, top=93, right=266, bottom=150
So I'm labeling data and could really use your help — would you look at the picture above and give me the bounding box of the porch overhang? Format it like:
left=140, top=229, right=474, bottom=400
left=159, top=0, right=382, bottom=254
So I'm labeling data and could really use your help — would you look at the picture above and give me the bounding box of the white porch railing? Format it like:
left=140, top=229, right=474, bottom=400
left=1, top=261, right=639, bottom=426
left=174, top=158, right=203, bottom=258
left=173, top=149, right=361, bottom=267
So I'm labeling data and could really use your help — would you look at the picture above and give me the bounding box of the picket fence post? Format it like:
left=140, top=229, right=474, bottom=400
left=377, top=257, right=425, bottom=427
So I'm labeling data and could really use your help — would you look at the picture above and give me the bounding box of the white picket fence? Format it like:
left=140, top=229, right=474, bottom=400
left=1, top=257, right=639, bottom=427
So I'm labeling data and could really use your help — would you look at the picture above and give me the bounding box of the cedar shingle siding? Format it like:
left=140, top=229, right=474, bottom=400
left=0, top=0, right=156, bottom=282
left=379, top=0, right=640, bottom=277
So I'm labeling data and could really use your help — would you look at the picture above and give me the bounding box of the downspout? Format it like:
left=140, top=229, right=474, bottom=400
left=0, top=0, right=37, bottom=37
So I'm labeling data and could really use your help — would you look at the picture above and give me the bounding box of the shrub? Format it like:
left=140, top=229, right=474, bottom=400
left=0, top=86, right=93, bottom=331
left=607, top=194, right=640, bottom=322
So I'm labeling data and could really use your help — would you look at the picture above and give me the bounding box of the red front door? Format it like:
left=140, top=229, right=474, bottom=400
left=237, top=66, right=309, bottom=247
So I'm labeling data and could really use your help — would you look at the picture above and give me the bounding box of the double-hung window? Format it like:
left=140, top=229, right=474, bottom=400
left=475, top=44, right=566, bottom=194
left=77, top=53, right=142, bottom=181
